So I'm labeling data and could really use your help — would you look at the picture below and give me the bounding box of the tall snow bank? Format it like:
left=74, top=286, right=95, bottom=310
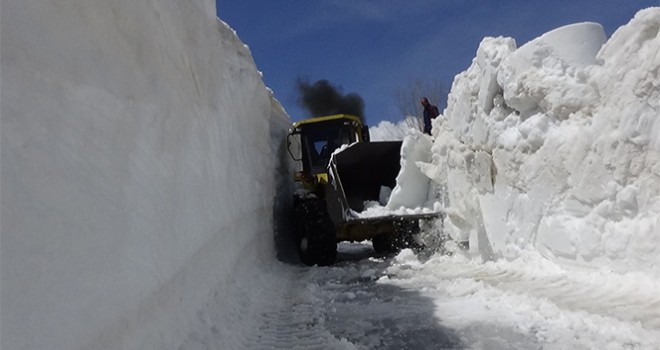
left=429, top=8, right=660, bottom=277
left=1, top=1, right=291, bottom=349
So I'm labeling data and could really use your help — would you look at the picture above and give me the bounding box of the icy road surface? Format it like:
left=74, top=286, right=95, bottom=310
left=246, top=243, right=660, bottom=350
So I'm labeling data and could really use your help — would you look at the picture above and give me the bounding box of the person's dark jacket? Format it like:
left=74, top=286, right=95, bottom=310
left=423, top=103, right=440, bottom=135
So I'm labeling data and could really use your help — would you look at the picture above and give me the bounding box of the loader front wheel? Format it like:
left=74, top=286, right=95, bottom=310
left=294, top=199, right=337, bottom=266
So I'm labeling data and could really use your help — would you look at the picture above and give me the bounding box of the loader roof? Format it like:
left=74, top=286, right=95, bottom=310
left=292, top=114, right=362, bottom=129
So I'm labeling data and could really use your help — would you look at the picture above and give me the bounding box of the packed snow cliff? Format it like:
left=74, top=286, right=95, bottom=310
left=420, top=8, right=660, bottom=277
left=2, top=1, right=292, bottom=349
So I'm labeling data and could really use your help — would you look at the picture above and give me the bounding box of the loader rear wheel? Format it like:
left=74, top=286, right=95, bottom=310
left=294, top=198, right=337, bottom=266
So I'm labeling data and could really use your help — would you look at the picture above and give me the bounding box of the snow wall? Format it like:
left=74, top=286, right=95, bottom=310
left=1, top=1, right=292, bottom=349
left=428, top=8, right=660, bottom=278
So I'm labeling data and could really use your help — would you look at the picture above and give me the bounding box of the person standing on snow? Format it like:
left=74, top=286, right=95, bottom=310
left=421, top=97, right=439, bottom=135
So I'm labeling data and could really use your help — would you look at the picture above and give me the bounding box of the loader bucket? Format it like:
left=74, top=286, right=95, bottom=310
left=326, top=141, right=402, bottom=221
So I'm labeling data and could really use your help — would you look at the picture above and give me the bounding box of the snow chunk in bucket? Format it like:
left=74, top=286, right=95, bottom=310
left=387, top=133, right=433, bottom=210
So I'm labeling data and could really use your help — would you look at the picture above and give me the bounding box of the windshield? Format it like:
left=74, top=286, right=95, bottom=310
left=302, top=121, right=357, bottom=174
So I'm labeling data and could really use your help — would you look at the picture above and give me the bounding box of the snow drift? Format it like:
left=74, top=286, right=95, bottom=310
left=426, top=8, right=660, bottom=277
left=1, top=1, right=291, bottom=349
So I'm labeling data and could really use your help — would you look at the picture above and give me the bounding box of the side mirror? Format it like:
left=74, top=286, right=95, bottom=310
left=287, top=133, right=302, bottom=161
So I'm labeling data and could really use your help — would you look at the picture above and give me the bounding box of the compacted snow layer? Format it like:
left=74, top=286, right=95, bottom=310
left=386, top=249, right=660, bottom=350
left=2, top=1, right=292, bottom=349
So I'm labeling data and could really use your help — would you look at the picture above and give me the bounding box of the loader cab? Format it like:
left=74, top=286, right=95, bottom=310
left=303, top=121, right=357, bottom=173
left=287, top=114, right=368, bottom=190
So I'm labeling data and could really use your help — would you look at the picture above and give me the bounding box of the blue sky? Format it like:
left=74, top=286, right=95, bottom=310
left=216, top=0, right=659, bottom=126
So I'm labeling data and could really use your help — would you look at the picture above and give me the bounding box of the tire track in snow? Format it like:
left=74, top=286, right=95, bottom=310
left=293, top=248, right=470, bottom=350
left=243, top=268, right=354, bottom=350
left=246, top=244, right=468, bottom=350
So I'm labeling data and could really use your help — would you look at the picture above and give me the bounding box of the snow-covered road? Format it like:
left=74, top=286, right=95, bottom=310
left=246, top=242, right=660, bottom=350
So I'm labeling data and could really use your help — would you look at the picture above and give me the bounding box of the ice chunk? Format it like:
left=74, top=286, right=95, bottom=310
left=387, top=133, right=434, bottom=210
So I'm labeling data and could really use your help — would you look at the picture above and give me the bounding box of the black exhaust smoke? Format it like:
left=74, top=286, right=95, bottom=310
left=296, top=79, right=365, bottom=122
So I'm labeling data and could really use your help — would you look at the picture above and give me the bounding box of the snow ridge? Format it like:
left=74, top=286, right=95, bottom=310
left=386, top=251, right=660, bottom=349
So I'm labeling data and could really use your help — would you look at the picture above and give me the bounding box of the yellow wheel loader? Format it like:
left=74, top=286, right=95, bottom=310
left=287, top=114, right=439, bottom=266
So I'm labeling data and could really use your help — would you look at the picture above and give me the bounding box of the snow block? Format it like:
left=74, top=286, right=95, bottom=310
left=387, top=133, right=434, bottom=210
left=498, top=22, right=606, bottom=117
